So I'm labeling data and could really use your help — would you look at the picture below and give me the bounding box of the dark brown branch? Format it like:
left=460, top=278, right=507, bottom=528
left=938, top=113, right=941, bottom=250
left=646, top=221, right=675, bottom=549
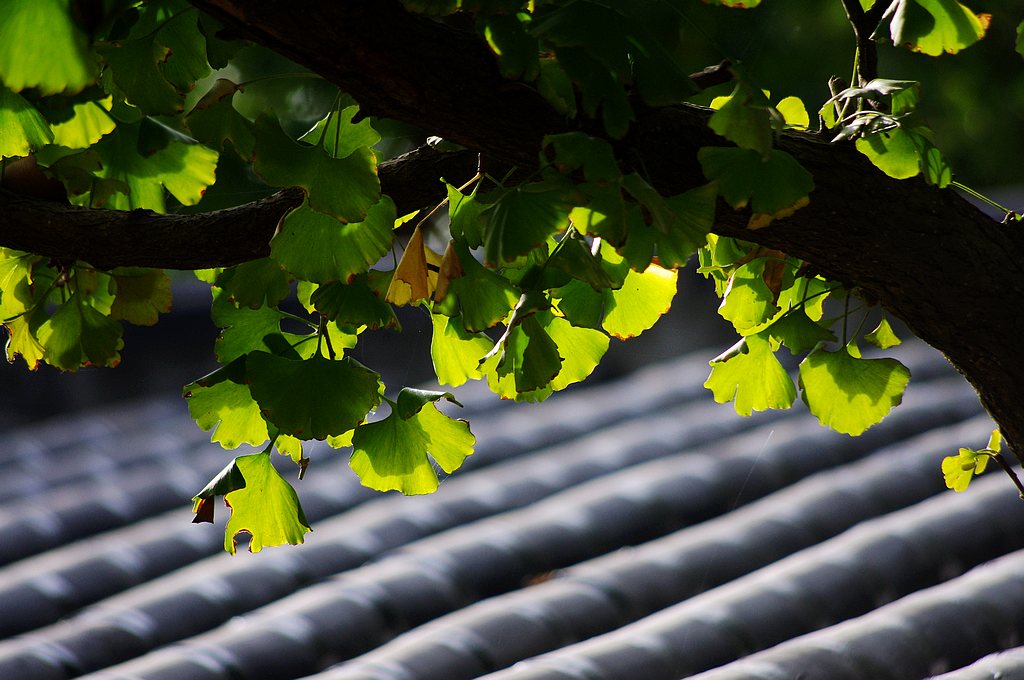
left=839, top=0, right=887, bottom=85
left=0, top=146, right=479, bottom=270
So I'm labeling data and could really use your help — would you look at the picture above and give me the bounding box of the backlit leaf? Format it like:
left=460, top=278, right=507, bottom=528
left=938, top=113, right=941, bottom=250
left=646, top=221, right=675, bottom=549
left=484, top=183, right=569, bottom=265
left=705, top=333, right=795, bottom=416
left=890, top=0, right=989, bottom=56
left=699, top=147, right=814, bottom=226
left=247, top=352, right=382, bottom=440
left=223, top=452, right=312, bottom=554
left=4, top=312, right=45, bottom=369
left=215, top=259, right=291, bottom=310
left=0, top=0, right=96, bottom=95
left=430, top=313, right=494, bottom=387
left=544, top=314, right=608, bottom=390
left=37, top=293, right=123, bottom=370
left=602, top=254, right=677, bottom=339
left=395, top=387, right=462, bottom=420
left=313, top=275, right=400, bottom=331
left=211, top=292, right=290, bottom=364
left=272, top=197, right=395, bottom=283
left=49, top=97, right=114, bottom=149
left=865, top=317, right=902, bottom=349
left=447, top=181, right=488, bottom=248
left=0, top=85, right=54, bottom=157
left=942, top=436, right=993, bottom=492
left=719, top=260, right=780, bottom=334
left=91, top=121, right=218, bottom=211
left=254, top=115, right=379, bottom=222
left=856, top=128, right=920, bottom=180
left=350, top=402, right=474, bottom=495
left=386, top=226, right=433, bottom=306
left=110, top=268, right=172, bottom=326
left=185, top=79, right=255, bottom=159
left=798, top=346, right=911, bottom=435
left=185, top=378, right=269, bottom=450
left=191, top=457, right=247, bottom=524
left=766, top=309, right=836, bottom=354
left=708, top=82, right=773, bottom=155
left=434, top=239, right=519, bottom=332
left=299, top=105, right=381, bottom=159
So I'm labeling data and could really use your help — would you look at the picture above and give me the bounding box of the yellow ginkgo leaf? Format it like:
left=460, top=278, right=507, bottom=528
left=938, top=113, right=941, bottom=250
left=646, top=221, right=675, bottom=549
left=386, top=227, right=442, bottom=306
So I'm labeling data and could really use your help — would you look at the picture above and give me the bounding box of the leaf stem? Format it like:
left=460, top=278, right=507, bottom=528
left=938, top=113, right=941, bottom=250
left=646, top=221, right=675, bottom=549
left=951, top=181, right=1017, bottom=220
left=991, top=452, right=1024, bottom=500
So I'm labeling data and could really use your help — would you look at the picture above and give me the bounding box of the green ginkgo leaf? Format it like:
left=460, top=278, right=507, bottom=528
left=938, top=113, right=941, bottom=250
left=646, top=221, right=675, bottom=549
left=430, top=313, right=495, bottom=387
left=191, top=458, right=247, bottom=524
left=484, top=182, right=569, bottom=265
left=109, top=268, right=172, bottom=326
left=247, top=352, right=382, bottom=440
left=855, top=128, right=921, bottom=180
left=434, top=238, right=519, bottom=332
left=271, top=197, right=395, bottom=283
left=698, top=147, right=814, bottom=225
left=0, top=0, right=96, bottom=95
left=942, top=446, right=990, bottom=492
left=705, top=332, right=796, bottom=416
left=447, top=181, right=488, bottom=248
left=299, top=105, right=381, bottom=159
left=798, top=345, right=911, bottom=435
left=210, top=293, right=289, bottom=364
left=91, top=121, right=218, bottom=211
left=185, top=79, right=255, bottom=159
left=864, top=317, right=902, bottom=349
left=718, top=260, right=780, bottom=334
left=350, top=402, right=474, bottom=495
left=601, top=248, right=678, bottom=339
left=254, top=115, right=379, bottom=222
left=890, top=0, right=989, bottom=56
left=37, top=293, right=124, bottom=370
left=223, top=452, right=312, bottom=554
left=708, top=82, right=773, bottom=155
left=215, top=258, right=291, bottom=310
left=49, top=97, right=114, bottom=149
left=765, top=309, right=836, bottom=355
left=185, top=378, right=270, bottom=450
left=0, top=85, right=54, bottom=157
left=312, top=274, right=400, bottom=331
left=544, top=314, right=608, bottom=390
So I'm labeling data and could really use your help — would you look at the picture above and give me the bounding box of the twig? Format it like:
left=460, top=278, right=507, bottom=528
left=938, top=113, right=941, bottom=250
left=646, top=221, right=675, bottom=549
left=992, top=453, right=1024, bottom=500
left=839, top=0, right=887, bottom=85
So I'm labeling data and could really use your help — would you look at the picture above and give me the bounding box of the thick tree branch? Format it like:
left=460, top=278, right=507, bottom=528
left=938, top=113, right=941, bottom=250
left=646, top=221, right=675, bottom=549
left=0, top=146, right=479, bottom=270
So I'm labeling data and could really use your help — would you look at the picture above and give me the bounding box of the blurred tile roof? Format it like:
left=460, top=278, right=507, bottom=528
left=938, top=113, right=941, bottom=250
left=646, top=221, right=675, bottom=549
left=0, top=341, right=1022, bottom=680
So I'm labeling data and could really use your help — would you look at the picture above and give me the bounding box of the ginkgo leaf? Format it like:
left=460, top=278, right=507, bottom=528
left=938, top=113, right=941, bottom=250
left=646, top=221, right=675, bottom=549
left=718, top=260, right=780, bottom=334
left=775, top=96, right=809, bottom=128
left=191, top=457, right=247, bottom=524
left=942, top=446, right=990, bottom=492
left=430, top=312, right=494, bottom=387
left=698, top=147, right=814, bottom=226
left=447, top=181, right=489, bottom=248
left=386, top=226, right=433, bottom=306
left=185, top=378, right=270, bottom=449
left=299, top=105, right=381, bottom=159
left=185, top=79, right=255, bottom=159
left=484, top=182, right=569, bottom=265
left=223, top=452, right=312, bottom=554
left=272, top=197, right=395, bottom=283
left=705, top=333, right=796, bottom=416
left=210, top=293, right=289, bottom=363
left=708, top=82, right=773, bottom=155
left=485, top=314, right=562, bottom=400
left=110, top=268, right=172, bottom=326
left=1017, top=21, right=1024, bottom=58
left=350, top=402, right=474, bottom=495
left=433, top=238, right=519, bottom=332
left=312, top=275, right=400, bottom=330
left=0, top=0, right=96, bottom=95
left=48, top=96, right=114, bottom=149
left=4, top=312, right=45, bottom=369
left=254, top=114, right=379, bottom=222
left=395, top=387, right=462, bottom=420
left=247, top=352, right=382, bottom=440
left=544, top=314, right=609, bottom=390
left=766, top=309, right=836, bottom=354
left=275, top=433, right=305, bottom=467
left=890, top=0, right=989, bottom=56
left=37, top=293, right=123, bottom=370
left=91, top=121, right=218, bottom=211
left=798, top=346, right=911, bottom=435
left=865, top=317, right=902, bottom=349
left=545, top=132, right=621, bottom=182
left=99, top=39, right=181, bottom=117
left=0, top=85, right=54, bottom=157
left=215, top=258, right=291, bottom=310
left=856, top=128, right=920, bottom=180
left=601, top=248, right=678, bottom=339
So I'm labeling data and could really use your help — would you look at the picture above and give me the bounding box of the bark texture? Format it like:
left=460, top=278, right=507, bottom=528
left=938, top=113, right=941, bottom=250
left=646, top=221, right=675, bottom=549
left=2, top=0, right=1023, bottom=458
